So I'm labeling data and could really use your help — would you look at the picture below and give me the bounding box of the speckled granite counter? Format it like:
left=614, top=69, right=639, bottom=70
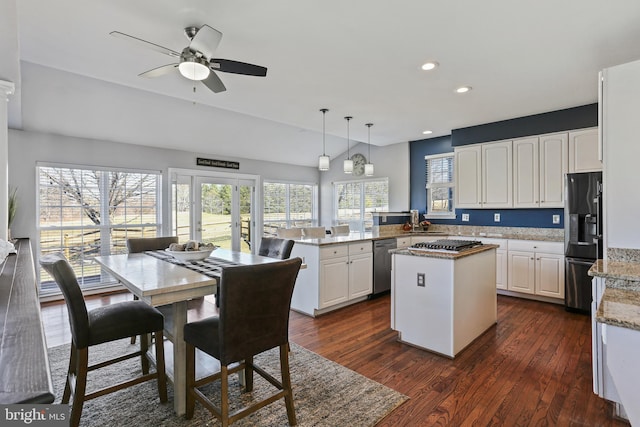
left=596, top=288, right=640, bottom=331
left=293, top=231, right=448, bottom=246
left=391, top=244, right=498, bottom=260
left=589, top=256, right=640, bottom=331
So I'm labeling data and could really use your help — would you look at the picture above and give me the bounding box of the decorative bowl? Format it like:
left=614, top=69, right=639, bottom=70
left=165, top=247, right=215, bottom=262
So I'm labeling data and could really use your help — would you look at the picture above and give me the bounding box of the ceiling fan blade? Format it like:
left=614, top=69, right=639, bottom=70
left=138, top=64, right=179, bottom=78
left=110, top=31, right=181, bottom=58
left=209, top=59, right=267, bottom=77
left=201, top=71, right=227, bottom=93
left=189, top=25, right=223, bottom=60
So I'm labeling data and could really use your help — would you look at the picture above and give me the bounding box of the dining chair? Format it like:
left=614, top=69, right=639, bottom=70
left=301, top=226, right=326, bottom=238
left=258, top=237, right=295, bottom=259
left=183, top=257, right=303, bottom=426
left=126, top=236, right=179, bottom=343
left=40, top=253, right=168, bottom=427
left=331, top=224, right=350, bottom=235
left=276, top=227, right=303, bottom=239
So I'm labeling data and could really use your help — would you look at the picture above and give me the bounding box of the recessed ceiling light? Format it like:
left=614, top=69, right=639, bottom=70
left=455, top=86, right=472, bottom=94
left=422, top=130, right=433, bottom=135
left=421, top=62, right=438, bottom=71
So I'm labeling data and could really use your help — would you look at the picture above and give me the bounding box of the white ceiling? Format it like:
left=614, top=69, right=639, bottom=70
left=7, top=0, right=640, bottom=166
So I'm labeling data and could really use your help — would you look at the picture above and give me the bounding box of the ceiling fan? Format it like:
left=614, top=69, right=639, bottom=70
left=110, top=24, right=267, bottom=93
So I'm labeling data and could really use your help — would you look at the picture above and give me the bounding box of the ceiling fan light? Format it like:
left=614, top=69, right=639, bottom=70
left=364, top=163, right=374, bottom=176
left=344, top=159, right=354, bottom=174
left=319, top=155, right=330, bottom=171
left=179, top=60, right=210, bottom=81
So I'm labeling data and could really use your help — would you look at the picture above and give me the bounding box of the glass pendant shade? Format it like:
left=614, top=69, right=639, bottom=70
left=344, top=159, right=353, bottom=174
left=364, top=163, right=374, bottom=176
left=318, top=108, right=330, bottom=171
left=318, top=155, right=330, bottom=171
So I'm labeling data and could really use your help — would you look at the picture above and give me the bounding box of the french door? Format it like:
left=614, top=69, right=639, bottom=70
left=170, top=170, right=258, bottom=254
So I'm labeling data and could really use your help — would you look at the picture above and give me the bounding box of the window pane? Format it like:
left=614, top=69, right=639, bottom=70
left=38, top=166, right=161, bottom=294
left=425, top=154, right=455, bottom=215
left=335, top=179, right=388, bottom=231
left=263, top=182, right=317, bottom=236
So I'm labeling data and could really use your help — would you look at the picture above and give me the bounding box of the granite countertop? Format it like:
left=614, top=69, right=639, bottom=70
left=390, top=244, right=499, bottom=260
left=293, top=231, right=448, bottom=246
left=589, top=259, right=640, bottom=282
left=596, top=287, right=640, bottom=331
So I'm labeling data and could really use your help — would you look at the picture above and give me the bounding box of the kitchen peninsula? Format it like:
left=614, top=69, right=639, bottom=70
left=391, top=242, right=498, bottom=358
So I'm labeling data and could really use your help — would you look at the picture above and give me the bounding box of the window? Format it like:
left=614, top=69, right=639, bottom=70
left=334, top=179, right=389, bottom=231
left=263, top=181, right=317, bottom=235
left=38, top=165, right=161, bottom=294
left=425, top=153, right=455, bottom=217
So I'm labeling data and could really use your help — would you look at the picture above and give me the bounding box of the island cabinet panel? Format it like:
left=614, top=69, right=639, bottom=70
left=290, top=241, right=372, bottom=317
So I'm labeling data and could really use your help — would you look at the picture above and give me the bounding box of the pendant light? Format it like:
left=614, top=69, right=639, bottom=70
left=318, top=108, right=330, bottom=171
left=365, top=123, right=374, bottom=176
left=343, top=116, right=353, bottom=174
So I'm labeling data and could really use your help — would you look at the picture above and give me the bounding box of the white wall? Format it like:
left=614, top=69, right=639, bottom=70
left=8, top=129, right=320, bottom=244
left=319, top=141, right=410, bottom=227
left=602, top=59, right=640, bottom=250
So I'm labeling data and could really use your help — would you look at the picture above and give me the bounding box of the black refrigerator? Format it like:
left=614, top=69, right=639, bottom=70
left=564, top=172, right=603, bottom=313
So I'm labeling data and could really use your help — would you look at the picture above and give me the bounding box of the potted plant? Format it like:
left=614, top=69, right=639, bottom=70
left=7, top=187, right=17, bottom=242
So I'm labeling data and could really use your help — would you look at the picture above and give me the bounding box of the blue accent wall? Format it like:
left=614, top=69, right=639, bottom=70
left=408, top=103, right=598, bottom=229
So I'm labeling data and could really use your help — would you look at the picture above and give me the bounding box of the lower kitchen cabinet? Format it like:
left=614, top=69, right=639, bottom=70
left=291, top=241, right=372, bottom=317
left=507, top=240, right=564, bottom=299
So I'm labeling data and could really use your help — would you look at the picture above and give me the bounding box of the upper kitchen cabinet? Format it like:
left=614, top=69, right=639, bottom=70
left=455, top=141, right=512, bottom=209
left=455, top=145, right=482, bottom=208
left=482, top=141, right=513, bottom=208
left=568, top=127, right=601, bottom=173
left=513, top=133, right=567, bottom=208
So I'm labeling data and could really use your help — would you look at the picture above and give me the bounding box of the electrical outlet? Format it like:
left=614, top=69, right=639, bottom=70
left=417, top=273, right=425, bottom=287
left=552, top=214, right=560, bottom=224
left=494, top=213, right=501, bottom=222
left=382, top=215, right=387, bottom=223
left=462, top=213, right=470, bottom=222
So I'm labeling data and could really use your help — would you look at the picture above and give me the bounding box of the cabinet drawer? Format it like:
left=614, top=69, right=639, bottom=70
left=320, top=244, right=349, bottom=259
left=349, top=241, right=372, bottom=255
left=396, top=237, right=411, bottom=248
left=508, top=240, right=563, bottom=254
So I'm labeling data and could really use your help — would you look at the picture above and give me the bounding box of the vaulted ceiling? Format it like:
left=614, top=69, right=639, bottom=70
left=5, top=0, right=640, bottom=166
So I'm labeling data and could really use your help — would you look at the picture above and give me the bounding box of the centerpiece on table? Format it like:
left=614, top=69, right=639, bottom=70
left=165, top=240, right=217, bottom=261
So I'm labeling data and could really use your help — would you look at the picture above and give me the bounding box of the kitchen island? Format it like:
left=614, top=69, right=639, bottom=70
left=391, top=243, right=498, bottom=358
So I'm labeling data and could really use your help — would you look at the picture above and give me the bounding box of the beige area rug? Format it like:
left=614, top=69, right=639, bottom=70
left=48, top=339, right=408, bottom=426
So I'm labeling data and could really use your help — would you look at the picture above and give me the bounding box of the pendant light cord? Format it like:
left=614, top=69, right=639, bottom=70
left=320, top=108, right=328, bottom=156
left=366, top=123, right=373, bottom=161
left=345, top=116, right=352, bottom=159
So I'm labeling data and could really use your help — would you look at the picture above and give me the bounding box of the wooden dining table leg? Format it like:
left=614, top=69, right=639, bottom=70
left=172, top=300, right=188, bottom=416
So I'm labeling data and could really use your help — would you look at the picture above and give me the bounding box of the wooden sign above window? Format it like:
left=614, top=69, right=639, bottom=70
left=197, top=157, right=239, bottom=170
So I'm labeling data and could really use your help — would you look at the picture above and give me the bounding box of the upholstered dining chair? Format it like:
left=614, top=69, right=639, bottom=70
left=331, top=224, right=350, bottom=235
left=301, top=226, right=326, bottom=238
left=126, top=236, right=179, bottom=343
left=40, top=253, right=168, bottom=427
left=258, top=237, right=295, bottom=260
left=276, top=227, right=303, bottom=239
left=184, top=258, right=303, bottom=426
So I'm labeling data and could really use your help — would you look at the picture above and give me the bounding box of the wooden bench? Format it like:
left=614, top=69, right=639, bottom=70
left=0, top=239, right=54, bottom=403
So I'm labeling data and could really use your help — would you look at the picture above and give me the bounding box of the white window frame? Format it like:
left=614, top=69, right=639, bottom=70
left=425, top=153, right=456, bottom=219
left=333, top=178, right=389, bottom=232
left=263, top=180, right=318, bottom=234
left=37, top=162, right=163, bottom=295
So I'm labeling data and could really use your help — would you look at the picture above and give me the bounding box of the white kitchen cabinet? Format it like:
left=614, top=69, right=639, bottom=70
left=482, top=141, right=513, bottom=208
left=396, top=236, right=412, bottom=249
left=455, top=145, right=482, bottom=208
left=513, top=133, right=567, bottom=208
left=458, top=236, right=508, bottom=290
left=507, top=240, right=564, bottom=299
left=291, top=241, right=372, bottom=316
left=568, top=128, right=601, bottom=173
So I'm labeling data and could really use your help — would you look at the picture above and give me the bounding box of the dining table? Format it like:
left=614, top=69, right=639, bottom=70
left=94, top=248, right=283, bottom=416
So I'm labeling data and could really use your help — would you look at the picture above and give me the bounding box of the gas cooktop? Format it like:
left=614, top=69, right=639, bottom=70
left=409, top=239, right=483, bottom=253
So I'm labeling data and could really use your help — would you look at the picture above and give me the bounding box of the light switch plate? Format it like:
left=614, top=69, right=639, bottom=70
left=382, top=215, right=387, bottom=223
left=494, top=213, right=501, bottom=222
left=552, top=214, right=560, bottom=224
left=417, top=273, right=425, bottom=287
left=462, top=213, right=470, bottom=222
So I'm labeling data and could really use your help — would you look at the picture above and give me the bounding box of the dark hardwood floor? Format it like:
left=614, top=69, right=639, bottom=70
left=41, top=293, right=628, bottom=426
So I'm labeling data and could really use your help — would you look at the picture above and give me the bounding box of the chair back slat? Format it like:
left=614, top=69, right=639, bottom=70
left=40, top=253, right=90, bottom=348
left=217, top=258, right=302, bottom=364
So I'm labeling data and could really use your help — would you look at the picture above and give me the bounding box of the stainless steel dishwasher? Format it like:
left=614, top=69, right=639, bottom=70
left=373, top=238, right=397, bottom=295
